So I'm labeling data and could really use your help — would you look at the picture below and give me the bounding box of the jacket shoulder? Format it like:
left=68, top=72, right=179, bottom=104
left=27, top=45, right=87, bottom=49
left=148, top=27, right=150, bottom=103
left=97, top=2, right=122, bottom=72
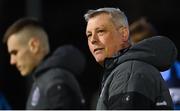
left=109, top=60, right=161, bottom=99
left=37, top=68, right=76, bottom=88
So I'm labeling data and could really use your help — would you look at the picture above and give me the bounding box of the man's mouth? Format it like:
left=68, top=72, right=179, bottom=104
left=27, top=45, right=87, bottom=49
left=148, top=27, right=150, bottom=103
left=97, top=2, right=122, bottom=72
left=94, top=48, right=104, bottom=53
left=17, top=65, right=21, bottom=71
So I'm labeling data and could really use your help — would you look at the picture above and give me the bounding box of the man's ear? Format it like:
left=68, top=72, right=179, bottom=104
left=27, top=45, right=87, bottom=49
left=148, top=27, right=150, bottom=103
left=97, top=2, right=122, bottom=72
left=119, top=26, right=129, bottom=42
left=28, top=37, right=40, bottom=54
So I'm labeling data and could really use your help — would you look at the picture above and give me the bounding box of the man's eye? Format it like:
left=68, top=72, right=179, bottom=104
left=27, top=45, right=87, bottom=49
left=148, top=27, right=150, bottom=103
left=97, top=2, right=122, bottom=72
left=87, top=34, right=92, bottom=38
left=11, top=50, right=17, bottom=55
left=97, top=30, right=104, bottom=35
left=98, top=30, right=104, bottom=33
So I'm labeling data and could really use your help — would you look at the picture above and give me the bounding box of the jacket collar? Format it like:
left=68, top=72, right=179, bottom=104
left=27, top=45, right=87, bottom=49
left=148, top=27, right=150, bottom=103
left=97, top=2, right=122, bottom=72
left=103, top=47, right=130, bottom=70
left=101, top=47, right=130, bottom=89
left=32, top=53, right=51, bottom=80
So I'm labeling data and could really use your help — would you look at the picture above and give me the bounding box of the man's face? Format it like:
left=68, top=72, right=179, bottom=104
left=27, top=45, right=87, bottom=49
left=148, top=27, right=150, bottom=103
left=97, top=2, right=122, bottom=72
left=7, top=34, right=37, bottom=76
left=86, top=13, right=127, bottom=65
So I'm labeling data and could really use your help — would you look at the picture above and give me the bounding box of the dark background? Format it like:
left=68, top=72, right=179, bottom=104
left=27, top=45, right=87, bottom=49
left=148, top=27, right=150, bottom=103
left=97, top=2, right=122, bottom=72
left=0, top=0, right=179, bottom=109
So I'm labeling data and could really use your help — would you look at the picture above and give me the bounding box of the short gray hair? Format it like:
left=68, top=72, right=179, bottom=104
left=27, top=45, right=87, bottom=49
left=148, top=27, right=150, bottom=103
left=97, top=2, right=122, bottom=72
left=84, top=7, right=129, bottom=28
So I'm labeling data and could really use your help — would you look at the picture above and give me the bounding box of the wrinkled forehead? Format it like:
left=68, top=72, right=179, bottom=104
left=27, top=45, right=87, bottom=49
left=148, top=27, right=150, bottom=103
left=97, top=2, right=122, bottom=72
left=86, top=14, right=115, bottom=31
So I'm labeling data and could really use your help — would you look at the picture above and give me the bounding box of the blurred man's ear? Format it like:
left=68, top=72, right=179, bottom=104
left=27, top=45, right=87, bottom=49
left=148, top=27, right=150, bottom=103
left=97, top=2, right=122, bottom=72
left=119, top=26, right=129, bottom=42
left=28, top=37, right=40, bottom=54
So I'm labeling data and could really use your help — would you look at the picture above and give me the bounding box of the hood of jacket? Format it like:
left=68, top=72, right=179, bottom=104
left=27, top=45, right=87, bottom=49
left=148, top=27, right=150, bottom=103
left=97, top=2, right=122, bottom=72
left=33, top=45, right=86, bottom=77
left=105, top=36, right=177, bottom=72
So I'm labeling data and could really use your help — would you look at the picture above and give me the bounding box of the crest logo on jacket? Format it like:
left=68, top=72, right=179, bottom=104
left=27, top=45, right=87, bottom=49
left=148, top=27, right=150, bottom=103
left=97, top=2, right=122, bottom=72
left=31, top=86, right=40, bottom=106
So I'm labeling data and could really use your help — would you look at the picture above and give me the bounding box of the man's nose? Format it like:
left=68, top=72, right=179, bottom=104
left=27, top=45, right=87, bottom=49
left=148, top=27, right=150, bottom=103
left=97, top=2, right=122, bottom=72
left=90, top=33, right=98, bottom=44
left=10, top=56, right=16, bottom=65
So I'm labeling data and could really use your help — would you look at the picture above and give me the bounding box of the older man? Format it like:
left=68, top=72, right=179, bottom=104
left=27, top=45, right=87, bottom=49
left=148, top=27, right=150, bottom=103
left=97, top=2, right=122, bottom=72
left=84, top=7, right=176, bottom=109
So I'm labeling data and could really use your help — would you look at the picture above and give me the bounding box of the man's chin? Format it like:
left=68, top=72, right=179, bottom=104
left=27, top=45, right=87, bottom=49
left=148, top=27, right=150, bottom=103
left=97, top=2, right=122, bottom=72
left=20, top=72, right=29, bottom=77
left=96, top=59, right=104, bottom=66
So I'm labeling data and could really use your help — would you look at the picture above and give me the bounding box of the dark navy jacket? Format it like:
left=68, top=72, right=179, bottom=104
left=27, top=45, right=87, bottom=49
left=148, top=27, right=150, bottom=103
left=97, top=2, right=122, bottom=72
left=97, top=36, right=177, bottom=110
left=26, top=45, right=86, bottom=109
left=0, top=92, right=11, bottom=110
